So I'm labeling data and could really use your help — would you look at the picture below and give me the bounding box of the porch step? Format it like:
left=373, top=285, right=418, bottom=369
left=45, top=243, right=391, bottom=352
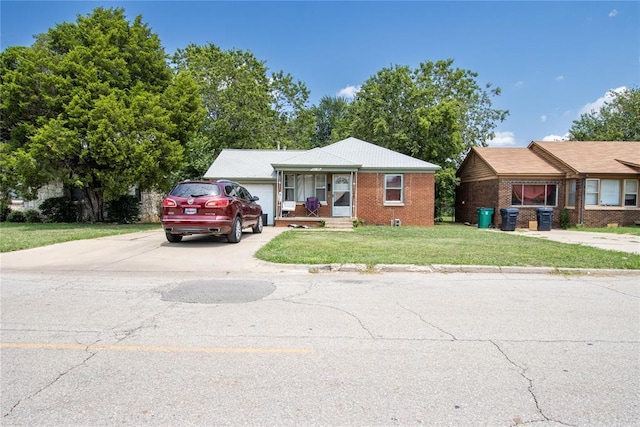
left=323, top=218, right=354, bottom=230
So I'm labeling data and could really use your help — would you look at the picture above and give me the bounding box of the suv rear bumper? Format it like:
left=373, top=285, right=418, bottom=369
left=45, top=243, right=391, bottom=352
left=162, top=218, right=233, bottom=236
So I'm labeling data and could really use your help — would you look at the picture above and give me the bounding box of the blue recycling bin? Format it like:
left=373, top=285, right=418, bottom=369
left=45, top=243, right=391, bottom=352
left=536, top=207, right=553, bottom=231
left=499, top=208, right=519, bottom=231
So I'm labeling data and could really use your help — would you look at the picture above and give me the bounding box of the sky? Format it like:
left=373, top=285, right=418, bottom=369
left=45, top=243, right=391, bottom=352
left=1, top=1, right=638, bottom=147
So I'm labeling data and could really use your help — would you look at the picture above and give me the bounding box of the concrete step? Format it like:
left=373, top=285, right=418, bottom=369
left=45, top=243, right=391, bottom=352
left=323, top=218, right=354, bottom=230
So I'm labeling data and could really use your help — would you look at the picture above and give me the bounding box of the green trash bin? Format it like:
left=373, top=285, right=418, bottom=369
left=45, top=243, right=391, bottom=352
left=477, top=207, right=494, bottom=229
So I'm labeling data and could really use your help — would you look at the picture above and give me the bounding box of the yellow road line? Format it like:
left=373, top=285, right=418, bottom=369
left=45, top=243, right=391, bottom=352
left=0, top=342, right=315, bottom=354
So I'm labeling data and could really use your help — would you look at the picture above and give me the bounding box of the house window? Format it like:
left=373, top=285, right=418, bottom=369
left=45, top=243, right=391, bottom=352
left=315, top=175, right=326, bottom=202
left=566, top=179, right=576, bottom=207
left=284, top=174, right=295, bottom=201
left=511, top=184, right=557, bottom=206
left=624, top=179, right=638, bottom=207
left=385, top=174, right=403, bottom=202
left=284, top=174, right=327, bottom=202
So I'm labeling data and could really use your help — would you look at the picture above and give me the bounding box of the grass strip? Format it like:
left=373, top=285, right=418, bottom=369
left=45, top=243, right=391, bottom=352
left=0, top=223, right=160, bottom=252
left=256, top=225, right=640, bottom=269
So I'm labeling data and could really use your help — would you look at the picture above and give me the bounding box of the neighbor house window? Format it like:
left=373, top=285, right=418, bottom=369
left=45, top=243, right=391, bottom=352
left=511, top=184, right=557, bottom=206
left=585, top=179, right=599, bottom=205
left=566, top=179, right=576, bottom=207
left=385, top=174, right=403, bottom=202
left=624, top=179, right=638, bottom=207
left=585, top=178, right=637, bottom=207
left=601, top=179, right=620, bottom=206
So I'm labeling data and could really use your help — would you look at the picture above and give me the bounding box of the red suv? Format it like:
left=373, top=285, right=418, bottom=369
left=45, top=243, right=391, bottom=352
left=161, top=180, right=263, bottom=243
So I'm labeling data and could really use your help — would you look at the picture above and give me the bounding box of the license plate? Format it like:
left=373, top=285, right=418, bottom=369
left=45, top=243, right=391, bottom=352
left=184, top=208, right=197, bottom=215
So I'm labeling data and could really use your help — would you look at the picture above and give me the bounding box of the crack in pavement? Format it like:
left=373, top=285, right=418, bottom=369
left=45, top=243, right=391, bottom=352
left=396, top=302, right=458, bottom=340
left=278, top=298, right=375, bottom=339
left=3, top=304, right=175, bottom=419
left=2, top=339, right=101, bottom=419
left=490, top=340, right=575, bottom=427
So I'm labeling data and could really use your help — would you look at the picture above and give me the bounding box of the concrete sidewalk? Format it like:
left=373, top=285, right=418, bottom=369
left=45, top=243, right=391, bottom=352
left=488, top=228, right=640, bottom=255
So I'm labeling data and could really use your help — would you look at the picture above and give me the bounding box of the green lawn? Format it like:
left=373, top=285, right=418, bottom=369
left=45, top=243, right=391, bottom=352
left=0, top=222, right=160, bottom=253
left=256, top=224, right=640, bottom=270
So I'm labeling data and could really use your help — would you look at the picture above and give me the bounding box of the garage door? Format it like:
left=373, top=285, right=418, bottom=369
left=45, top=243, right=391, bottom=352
left=244, top=184, right=275, bottom=225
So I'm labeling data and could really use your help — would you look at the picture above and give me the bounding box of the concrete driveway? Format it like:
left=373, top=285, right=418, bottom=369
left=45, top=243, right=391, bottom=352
left=0, top=226, right=289, bottom=273
left=491, top=228, right=640, bottom=255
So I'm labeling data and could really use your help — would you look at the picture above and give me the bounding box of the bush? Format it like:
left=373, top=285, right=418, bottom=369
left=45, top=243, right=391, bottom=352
left=106, top=195, right=140, bottom=223
left=24, top=209, right=43, bottom=223
left=40, top=197, right=80, bottom=223
left=560, top=208, right=570, bottom=230
left=0, top=201, right=10, bottom=222
left=7, top=210, right=26, bottom=223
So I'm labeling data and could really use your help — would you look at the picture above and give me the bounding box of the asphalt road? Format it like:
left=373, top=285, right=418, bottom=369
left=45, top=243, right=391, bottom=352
left=1, top=229, right=639, bottom=426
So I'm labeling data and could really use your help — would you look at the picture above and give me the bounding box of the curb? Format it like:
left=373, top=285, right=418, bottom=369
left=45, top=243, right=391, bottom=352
left=254, top=260, right=640, bottom=276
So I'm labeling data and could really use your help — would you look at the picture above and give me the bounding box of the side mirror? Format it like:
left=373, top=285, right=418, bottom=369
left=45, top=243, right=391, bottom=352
left=251, top=196, right=260, bottom=202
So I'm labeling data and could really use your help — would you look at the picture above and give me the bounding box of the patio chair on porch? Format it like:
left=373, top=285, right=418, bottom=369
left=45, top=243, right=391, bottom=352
left=282, top=201, right=296, bottom=217
left=305, top=197, right=319, bottom=217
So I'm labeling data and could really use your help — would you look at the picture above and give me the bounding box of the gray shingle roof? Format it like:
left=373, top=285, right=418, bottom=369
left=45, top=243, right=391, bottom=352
left=204, top=137, right=441, bottom=180
left=323, top=137, right=440, bottom=170
left=204, top=149, right=305, bottom=179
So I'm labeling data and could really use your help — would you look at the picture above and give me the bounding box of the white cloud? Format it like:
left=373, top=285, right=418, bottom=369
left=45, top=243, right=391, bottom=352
left=540, top=115, right=547, bottom=123
left=337, top=85, right=361, bottom=99
left=542, top=134, right=570, bottom=142
left=555, top=75, right=565, bottom=81
left=609, top=9, right=618, bottom=18
left=486, top=131, right=516, bottom=147
left=578, top=86, right=627, bottom=116
left=514, top=81, right=524, bottom=88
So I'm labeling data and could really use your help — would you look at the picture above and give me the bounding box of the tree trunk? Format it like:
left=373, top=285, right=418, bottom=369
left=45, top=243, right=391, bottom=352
left=83, top=186, right=105, bottom=222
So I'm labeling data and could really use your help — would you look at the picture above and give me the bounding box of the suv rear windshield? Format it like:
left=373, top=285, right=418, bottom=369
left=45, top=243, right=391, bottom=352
left=170, top=183, right=221, bottom=198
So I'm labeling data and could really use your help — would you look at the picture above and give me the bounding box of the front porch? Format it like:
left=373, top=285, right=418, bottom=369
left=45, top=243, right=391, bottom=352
left=274, top=216, right=354, bottom=230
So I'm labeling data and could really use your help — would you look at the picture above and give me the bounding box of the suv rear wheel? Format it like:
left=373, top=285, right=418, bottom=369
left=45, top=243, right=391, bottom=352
left=252, top=214, right=263, bottom=234
left=227, top=216, right=242, bottom=243
left=166, top=232, right=183, bottom=243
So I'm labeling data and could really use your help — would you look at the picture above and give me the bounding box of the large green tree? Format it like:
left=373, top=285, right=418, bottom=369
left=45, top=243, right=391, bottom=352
left=311, top=96, right=350, bottom=147
left=569, top=87, right=640, bottom=141
left=0, top=7, right=204, bottom=221
left=334, top=59, right=508, bottom=213
left=171, top=44, right=314, bottom=178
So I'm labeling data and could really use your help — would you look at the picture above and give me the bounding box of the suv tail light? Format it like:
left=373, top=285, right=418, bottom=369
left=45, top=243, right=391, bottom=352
left=162, top=198, right=177, bottom=208
left=205, top=199, right=229, bottom=208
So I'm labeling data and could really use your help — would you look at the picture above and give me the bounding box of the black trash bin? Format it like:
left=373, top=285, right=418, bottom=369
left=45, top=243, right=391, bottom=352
left=261, top=213, right=268, bottom=226
left=499, top=208, right=519, bottom=231
left=536, top=207, right=553, bottom=231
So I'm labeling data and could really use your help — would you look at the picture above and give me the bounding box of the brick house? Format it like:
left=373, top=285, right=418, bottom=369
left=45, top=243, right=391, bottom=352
left=456, top=141, right=640, bottom=228
left=204, top=137, right=441, bottom=226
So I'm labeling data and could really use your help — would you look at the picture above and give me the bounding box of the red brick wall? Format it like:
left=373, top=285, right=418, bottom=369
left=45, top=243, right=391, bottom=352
left=583, top=209, right=640, bottom=227
left=455, top=179, right=499, bottom=225
left=497, top=179, right=564, bottom=228
left=356, top=173, right=435, bottom=226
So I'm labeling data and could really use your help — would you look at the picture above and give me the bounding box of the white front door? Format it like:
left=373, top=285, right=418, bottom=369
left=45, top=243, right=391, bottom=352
left=332, top=174, right=351, bottom=217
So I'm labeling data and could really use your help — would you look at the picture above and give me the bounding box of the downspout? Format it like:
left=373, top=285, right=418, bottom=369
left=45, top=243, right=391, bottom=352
left=352, top=171, right=357, bottom=219
left=276, top=170, right=281, bottom=218
left=580, top=177, right=585, bottom=225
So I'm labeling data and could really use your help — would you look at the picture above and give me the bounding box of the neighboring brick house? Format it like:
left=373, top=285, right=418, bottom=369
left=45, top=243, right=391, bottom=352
left=204, top=137, right=441, bottom=226
left=456, top=141, right=640, bottom=228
